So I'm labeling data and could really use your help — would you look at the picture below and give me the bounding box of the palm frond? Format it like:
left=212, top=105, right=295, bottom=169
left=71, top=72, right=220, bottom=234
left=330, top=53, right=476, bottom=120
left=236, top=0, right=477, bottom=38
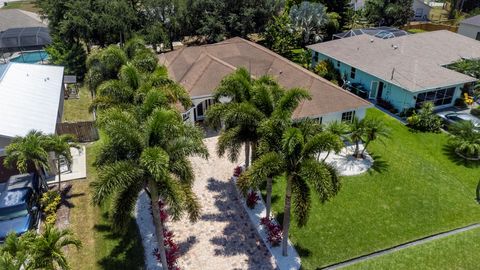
left=169, top=158, right=195, bottom=186
left=182, top=184, right=201, bottom=222
left=241, top=152, right=284, bottom=194
left=302, top=131, right=344, bottom=157
left=119, top=63, right=141, bottom=90
left=273, top=87, right=311, bottom=118
left=299, top=159, right=333, bottom=203
left=140, top=147, right=170, bottom=181
left=155, top=176, right=184, bottom=221
left=91, top=160, right=144, bottom=205
left=109, top=179, right=144, bottom=233
left=216, top=126, right=243, bottom=162
left=292, top=175, right=311, bottom=227
left=204, top=103, right=229, bottom=129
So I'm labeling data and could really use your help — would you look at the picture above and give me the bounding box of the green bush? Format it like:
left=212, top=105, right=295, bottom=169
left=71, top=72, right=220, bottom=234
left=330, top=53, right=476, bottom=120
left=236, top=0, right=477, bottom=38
left=40, top=190, right=61, bottom=226
left=407, top=102, right=442, bottom=132
left=399, top=107, right=416, bottom=118
left=314, top=60, right=342, bottom=84
left=131, top=48, right=158, bottom=73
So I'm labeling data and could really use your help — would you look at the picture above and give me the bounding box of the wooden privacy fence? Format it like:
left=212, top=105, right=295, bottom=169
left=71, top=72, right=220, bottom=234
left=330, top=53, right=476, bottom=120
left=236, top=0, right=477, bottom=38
left=403, top=23, right=458, bottom=33
left=56, top=121, right=99, bottom=142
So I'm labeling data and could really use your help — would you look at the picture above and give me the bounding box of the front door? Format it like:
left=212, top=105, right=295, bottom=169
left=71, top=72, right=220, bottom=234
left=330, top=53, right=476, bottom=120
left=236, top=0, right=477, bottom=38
left=196, top=102, right=204, bottom=120
left=370, top=81, right=378, bottom=99
left=377, top=82, right=384, bottom=100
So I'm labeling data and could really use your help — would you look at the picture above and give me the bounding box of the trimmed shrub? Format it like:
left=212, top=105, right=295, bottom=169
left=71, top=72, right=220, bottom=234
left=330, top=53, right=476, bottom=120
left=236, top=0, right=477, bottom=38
left=407, top=102, right=442, bottom=132
left=246, top=191, right=260, bottom=209
left=40, top=190, right=61, bottom=226
left=377, top=99, right=398, bottom=114
left=260, top=217, right=282, bottom=246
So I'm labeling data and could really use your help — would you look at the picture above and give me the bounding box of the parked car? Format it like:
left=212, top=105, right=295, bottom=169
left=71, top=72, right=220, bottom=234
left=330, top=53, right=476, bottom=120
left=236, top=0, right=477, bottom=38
left=437, top=111, right=480, bottom=129
left=0, top=173, right=41, bottom=243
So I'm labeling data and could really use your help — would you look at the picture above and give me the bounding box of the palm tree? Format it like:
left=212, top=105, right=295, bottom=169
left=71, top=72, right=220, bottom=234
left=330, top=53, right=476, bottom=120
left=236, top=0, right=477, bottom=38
left=48, top=134, right=80, bottom=190
left=29, top=225, right=81, bottom=270
left=91, top=108, right=208, bottom=270
left=246, top=122, right=341, bottom=256
left=349, top=117, right=365, bottom=159
left=207, top=68, right=311, bottom=168
left=3, top=130, right=51, bottom=189
left=322, top=121, right=350, bottom=161
left=360, top=117, right=390, bottom=157
left=0, top=231, right=34, bottom=270
left=448, top=120, right=480, bottom=160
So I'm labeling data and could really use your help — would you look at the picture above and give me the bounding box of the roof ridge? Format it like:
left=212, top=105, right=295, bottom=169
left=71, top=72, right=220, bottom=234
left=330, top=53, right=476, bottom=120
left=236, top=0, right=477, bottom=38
left=176, top=48, right=206, bottom=83
left=185, top=54, right=213, bottom=95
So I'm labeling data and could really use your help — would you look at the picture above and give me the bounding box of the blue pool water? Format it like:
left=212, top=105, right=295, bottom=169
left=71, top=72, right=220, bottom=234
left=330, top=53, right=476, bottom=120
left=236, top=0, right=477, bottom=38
left=10, top=51, right=49, bottom=64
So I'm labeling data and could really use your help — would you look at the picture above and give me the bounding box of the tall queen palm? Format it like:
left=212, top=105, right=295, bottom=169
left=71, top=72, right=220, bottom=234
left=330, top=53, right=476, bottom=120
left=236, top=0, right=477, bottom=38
left=91, top=108, right=208, bottom=270
left=206, top=68, right=311, bottom=169
left=246, top=122, right=341, bottom=256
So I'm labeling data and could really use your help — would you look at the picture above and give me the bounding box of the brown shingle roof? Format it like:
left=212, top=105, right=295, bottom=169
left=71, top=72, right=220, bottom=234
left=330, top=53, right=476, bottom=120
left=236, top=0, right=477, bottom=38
left=308, top=30, right=480, bottom=92
left=159, top=37, right=371, bottom=118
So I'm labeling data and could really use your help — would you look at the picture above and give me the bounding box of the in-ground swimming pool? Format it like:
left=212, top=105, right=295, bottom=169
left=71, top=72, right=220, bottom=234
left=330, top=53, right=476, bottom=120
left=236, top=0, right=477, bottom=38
left=10, top=51, right=49, bottom=64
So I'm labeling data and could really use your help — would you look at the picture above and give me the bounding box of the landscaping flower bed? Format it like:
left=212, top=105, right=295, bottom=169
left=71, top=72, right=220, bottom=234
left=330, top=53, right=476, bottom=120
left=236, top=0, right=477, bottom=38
left=232, top=166, right=301, bottom=270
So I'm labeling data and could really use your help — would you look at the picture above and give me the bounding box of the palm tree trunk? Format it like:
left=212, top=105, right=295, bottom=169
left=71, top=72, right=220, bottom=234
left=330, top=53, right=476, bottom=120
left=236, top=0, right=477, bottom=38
left=148, top=181, right=169, bottom=270
left=57, top=159, right=62, bottom=191
left=245, top=141, right=251, bottom=168
left=251, top=141, right=257, bottom=163
left=476, top=179, right=480, bottom=203
left=354, top=140, right=360, bottom=158
left=322, top=150, right=331, bottom=162
left=281, top=175, right=293, bottom=256
left=361, top=140, right=370, bottom=157
left=34, top=163, right=48, bottom=191
left=265, top=176, right=273, bottom=219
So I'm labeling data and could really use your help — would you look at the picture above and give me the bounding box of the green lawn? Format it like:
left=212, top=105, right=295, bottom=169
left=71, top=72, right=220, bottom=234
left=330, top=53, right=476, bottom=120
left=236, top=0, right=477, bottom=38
left=1, top=0, right=39, bottom=13
left=63, top=86, right=94, bottom=122
left=268, top=108, right=480, bottom=269
left=67, top=142, right=145, bottom=270
left=344, top=227, right=480, bottom=270
left=63, top=91, right=144, bottom=269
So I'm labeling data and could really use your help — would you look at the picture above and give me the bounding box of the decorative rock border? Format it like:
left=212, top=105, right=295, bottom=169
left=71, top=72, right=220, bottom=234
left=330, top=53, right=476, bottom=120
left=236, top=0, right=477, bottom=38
left=134, top=191, right=162, bottom=270
left=233, top=173, right=301, bottom=270
left=318, top=144, right=374, bottom=176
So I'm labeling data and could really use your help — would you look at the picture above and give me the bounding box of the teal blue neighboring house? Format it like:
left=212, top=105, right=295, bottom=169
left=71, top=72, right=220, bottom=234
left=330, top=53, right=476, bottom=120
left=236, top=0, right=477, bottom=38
left=307, top=30, right=480, bottom=113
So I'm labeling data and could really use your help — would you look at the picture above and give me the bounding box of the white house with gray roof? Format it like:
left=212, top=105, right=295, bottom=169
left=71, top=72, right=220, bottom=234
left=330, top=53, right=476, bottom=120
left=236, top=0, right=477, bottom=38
left=0, top=62, right=64, bottom=156
left=458, top=15, right=480, bottom=41
left=308, top=30, right=480, bottom=113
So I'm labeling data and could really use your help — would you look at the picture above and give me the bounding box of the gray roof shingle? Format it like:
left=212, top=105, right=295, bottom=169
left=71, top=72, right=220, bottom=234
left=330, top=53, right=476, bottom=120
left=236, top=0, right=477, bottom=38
left=461, top=15, right=480, bottom=27
left=308, top=30, right=480, bottom=92
left=159, top=37, right=371, bottom=117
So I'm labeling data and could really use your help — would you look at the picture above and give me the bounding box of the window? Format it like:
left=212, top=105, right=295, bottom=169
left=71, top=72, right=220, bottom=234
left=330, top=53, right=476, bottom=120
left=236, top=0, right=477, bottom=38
left=337, top=61, right=341, bottom=68
left=182, top=112, right=190, bottom=121
left=314, top=52, right=319, bottom=62
left=350, top=67, right=356, bottom=79
left=476, top=32, right=480, bottom=41
left=316, top=117, right=323, bottom=124
left=341, top=111, right=355, bottom=122
left=415, top=87, right=456, bottom=108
